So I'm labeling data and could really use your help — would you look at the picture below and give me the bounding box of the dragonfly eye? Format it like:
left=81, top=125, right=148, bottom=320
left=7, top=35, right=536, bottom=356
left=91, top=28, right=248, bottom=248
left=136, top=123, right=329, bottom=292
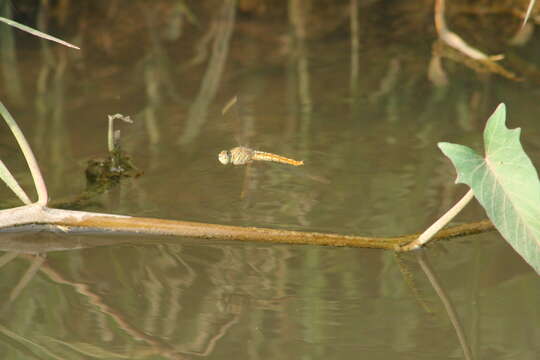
left=218, top=150, right=231, bottom=165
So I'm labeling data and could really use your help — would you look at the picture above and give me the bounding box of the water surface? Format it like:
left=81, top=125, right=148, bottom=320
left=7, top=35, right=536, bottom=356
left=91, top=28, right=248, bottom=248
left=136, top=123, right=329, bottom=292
left=0, top=1, right=538, bottom=359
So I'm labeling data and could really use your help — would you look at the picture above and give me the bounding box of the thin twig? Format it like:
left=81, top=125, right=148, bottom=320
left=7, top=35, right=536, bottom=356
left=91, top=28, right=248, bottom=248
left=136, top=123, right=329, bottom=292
left=221, top=95, right=238, bottom=115
left=520, top=0, right=536, bottom=30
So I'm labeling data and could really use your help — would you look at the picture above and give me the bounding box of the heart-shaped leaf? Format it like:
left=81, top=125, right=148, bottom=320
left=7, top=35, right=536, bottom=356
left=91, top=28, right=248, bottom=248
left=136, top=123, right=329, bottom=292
left=439, top=104, right=540, bottom=274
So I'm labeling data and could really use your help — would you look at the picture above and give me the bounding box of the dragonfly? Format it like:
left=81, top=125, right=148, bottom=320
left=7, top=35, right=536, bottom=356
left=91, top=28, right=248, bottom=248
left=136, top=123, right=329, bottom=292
left=218, top=95, right=328, bottom=207
left=218, top=146, right=303, bottom=166
left=217, top=96, right=304, bottom=167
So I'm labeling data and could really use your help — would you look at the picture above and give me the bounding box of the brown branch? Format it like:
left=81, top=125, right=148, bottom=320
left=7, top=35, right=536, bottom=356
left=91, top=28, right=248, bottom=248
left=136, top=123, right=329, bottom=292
left=0, top=204, right=495, bottom=250
left=55, top=213, right=495, bottom=250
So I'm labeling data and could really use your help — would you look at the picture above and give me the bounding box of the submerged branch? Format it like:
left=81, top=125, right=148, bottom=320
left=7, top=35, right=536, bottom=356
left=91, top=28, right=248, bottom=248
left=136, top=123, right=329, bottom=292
left=0, top=205, right=494, bottom=250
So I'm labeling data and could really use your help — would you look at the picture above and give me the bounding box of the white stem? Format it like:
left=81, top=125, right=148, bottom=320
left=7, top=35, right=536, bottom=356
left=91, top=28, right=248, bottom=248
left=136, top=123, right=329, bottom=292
left=0, top=16, right=80, bottom=49
left=402, top=189, right=474, bottom=251
left=0, top=160, right=32, bottom=204
left=520, top=0, right=536, bottom=30
left=108, top=115, right=114, bottom=152
left=0, top=101, right=48, bottom=205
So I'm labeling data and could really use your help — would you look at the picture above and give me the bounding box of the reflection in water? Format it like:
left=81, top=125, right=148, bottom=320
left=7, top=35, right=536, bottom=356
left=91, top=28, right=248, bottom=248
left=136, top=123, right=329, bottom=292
left=349, top=0, right=359, bottom=99
left=141, top=4, right=182, bottom=145
left=416, top=250, right=472, bottom=360
left=0, top=240, right=380, bottom=358
left=0, top=1, right=24, bottom=106
left=1, top=232, right=538, bottom=359
left=0, top=241, right=247, bottom=359
left=6, top=253, right=45, bottom=304
left=288, top=0, right=312, bottom=154
left=178, top=0, right=237, bottom=146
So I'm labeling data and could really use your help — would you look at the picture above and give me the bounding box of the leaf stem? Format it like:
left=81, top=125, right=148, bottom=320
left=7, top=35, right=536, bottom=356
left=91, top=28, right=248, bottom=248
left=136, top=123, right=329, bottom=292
left=400, top=189, right=474, bottom=251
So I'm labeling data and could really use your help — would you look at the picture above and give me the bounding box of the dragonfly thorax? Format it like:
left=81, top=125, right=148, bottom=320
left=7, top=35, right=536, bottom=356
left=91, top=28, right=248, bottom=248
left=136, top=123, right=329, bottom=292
left=218, top=146, right=254, bottom=166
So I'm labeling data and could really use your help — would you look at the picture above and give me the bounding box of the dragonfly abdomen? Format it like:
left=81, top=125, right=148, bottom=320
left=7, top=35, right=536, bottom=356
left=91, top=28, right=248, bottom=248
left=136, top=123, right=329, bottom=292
left=252, top=150, right=304, bottom=166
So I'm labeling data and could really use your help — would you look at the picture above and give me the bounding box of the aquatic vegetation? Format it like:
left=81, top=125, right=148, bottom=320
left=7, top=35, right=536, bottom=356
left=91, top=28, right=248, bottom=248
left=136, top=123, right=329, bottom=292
left=440, top=104, right=540, bottom=274
left=406, top=104, right=540, bottom=274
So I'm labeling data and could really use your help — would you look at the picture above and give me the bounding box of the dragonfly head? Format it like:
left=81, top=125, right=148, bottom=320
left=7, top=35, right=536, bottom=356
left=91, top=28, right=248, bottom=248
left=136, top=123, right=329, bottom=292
left=218, top=150, right=231, bottom=165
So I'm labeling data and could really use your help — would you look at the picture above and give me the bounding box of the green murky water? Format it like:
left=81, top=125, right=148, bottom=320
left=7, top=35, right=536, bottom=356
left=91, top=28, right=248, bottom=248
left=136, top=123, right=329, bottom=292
left=0, top=1, right=538, bottom=359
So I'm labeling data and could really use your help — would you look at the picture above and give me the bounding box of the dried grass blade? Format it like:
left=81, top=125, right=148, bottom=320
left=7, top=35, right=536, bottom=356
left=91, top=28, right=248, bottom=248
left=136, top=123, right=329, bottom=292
left=0, top=16, right=80, bottom=49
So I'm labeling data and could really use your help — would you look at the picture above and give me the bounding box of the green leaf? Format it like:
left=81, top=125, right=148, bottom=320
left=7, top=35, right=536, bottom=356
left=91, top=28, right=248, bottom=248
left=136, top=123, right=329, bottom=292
left=439, top=104, right=540, bottom=275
